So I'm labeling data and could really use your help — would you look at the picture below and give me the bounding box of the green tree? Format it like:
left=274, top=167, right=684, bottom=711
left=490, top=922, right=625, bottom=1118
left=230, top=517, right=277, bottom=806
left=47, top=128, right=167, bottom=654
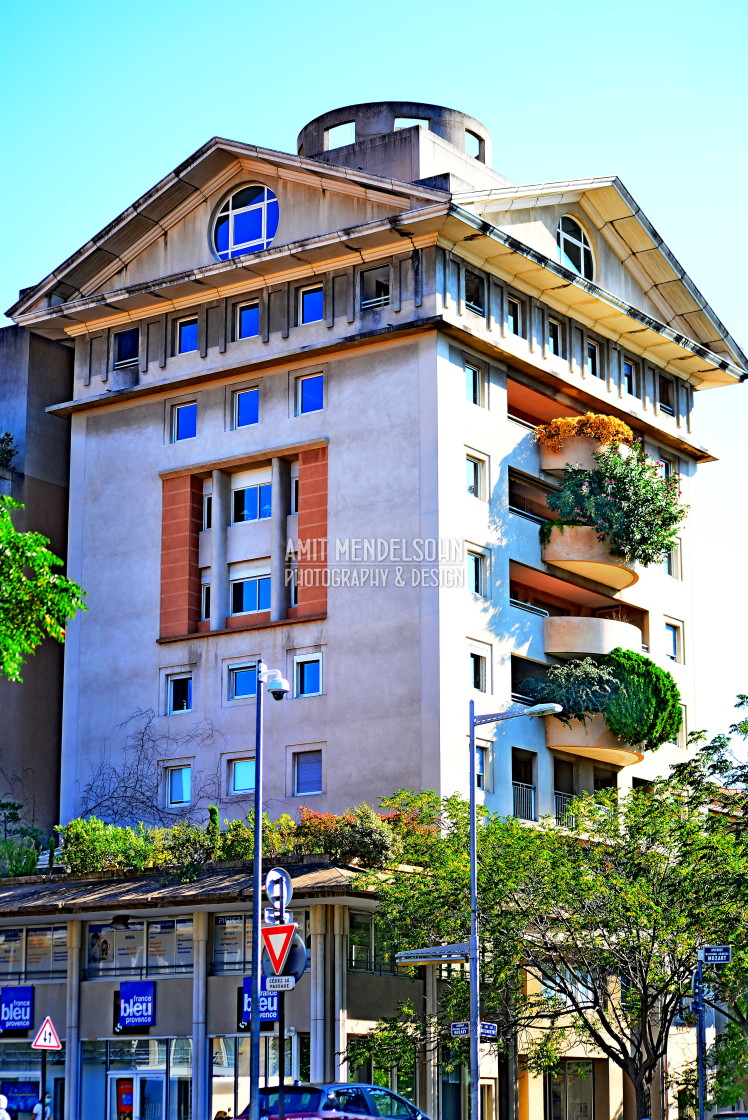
left=0, top=496, right=86, bottom=681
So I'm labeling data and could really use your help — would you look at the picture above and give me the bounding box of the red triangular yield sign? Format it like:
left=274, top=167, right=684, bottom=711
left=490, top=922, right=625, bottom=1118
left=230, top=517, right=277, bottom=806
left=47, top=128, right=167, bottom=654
left=31, top=1016, right=61, bottom=1050
left=261, top=923, right=297, bottom=974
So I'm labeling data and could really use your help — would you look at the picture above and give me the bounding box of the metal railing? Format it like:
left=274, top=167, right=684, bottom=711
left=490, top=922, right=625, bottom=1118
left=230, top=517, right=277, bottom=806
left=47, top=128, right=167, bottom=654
left=512, top=781, right=536, bottom=821
left=554, top=791, right=576, bottom=827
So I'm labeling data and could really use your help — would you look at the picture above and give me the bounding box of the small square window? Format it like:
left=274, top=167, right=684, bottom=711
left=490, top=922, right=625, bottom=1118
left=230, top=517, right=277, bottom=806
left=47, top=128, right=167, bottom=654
left=166, top=765, right=192, bottom=807
left=230, top=758, right=256, bottom=794
left=171, top=402, right=197, bottom=442
left=168, top=674, right=193, bottom=714
left=586, top=340, right=602, bottom=379
left=360, top=266, right=390, bottom=310
left=232, top=484, right=272, bottom=524
left=300, top=286, right=324, bottom=324
left=177, top=317, right=198, bottom=354
left=203, top=494, right=212, bottom=531
left=296, top=373, right=324, bottom=415
left=623, top=359, right=640, bottom=398
left=201, top=585, right=211, bottom=621
left=659, top=374, right=675, bottom=416
left=507, top=297, right=522, bottom=336
left=114, top=328, right=139, bottom=368
left=236, top=302, right=260, bottom=340
left=665, top=622, right=682, bottom=663
left=548, top=318, right=562, bottom=356
left=466, top=455, right=485, bottom=500
left=470, top=652, right=486, bottom=692
left=295, top=655, right=322, bottom=698
left=231, top=576, right=271, bottom=615
left=294, top=750, right=323, bottom=795
left=467, top=550, right=487, bottom=596
left=465, top=270, right=485, bottom=316
left=465, top=362, right=485, bottom=406
left=234, top=388, right=259, bottom=428
left=229, top=663, right=258, bottom=700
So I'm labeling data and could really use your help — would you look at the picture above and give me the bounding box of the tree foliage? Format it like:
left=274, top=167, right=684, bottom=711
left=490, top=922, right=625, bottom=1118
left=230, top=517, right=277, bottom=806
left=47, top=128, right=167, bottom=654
left=0, top=496, right=87, bottom=681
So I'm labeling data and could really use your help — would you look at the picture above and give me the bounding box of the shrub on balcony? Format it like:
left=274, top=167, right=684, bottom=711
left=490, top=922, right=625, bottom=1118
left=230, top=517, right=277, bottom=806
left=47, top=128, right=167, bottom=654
left=522, top=648, right=681, bottom=751
left=534, top=413, right=634, bottom=453
left=542, top=443, right=687, bottom=566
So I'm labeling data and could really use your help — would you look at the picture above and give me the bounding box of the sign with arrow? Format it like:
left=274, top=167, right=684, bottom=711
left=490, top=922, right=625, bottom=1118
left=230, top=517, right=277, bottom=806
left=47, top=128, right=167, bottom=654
left=31, top=1016, right=61, bottom=1051
left=261, top=923, right=297, bottom=974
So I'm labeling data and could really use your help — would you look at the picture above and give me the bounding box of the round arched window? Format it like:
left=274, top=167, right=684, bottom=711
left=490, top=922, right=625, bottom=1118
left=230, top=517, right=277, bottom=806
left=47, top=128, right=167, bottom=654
left=557, top=216, right=594, bottom=280
left=213, top=185, right=279, bottom=260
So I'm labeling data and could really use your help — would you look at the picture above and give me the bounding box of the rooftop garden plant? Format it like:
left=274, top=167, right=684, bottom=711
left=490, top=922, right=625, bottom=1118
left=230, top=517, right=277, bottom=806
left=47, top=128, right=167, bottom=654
left=534, top=413, right=633, bottom=453
left=540, top=442, right=688, bottom=566
left=522, top=647, right=682, bottom=751
left=0, top=433, right=18, bottom=470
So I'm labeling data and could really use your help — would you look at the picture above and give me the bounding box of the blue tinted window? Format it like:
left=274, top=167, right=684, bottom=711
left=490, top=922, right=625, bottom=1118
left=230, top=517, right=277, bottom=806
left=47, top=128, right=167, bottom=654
left=231, top=576, right=270, bottom=614
left=168, top=766, right=191, bottom=803
left=297, top=374, right=324, bottom=415
left=214, top=216, right=229, bottom=254
left=232, top=484, right=271, bottom=523
left=214, top=185, right=279, bottom=260
left=230, top=665, right=257, bottom=699
left=231, top=759, right=256, bottom=792
left=178, top=318, right=198, bottom=354
left=115, top=328, right=139, bottom=366
left=297, top=658, right=321, bottom=696
left=237, top=303, right=259, bottom=339
left=234, top=208, right=263, bottom=247
left=235, top=388, right=259, bottom=427
left=301, top=287, right=324, bottom=324
left=173, top=402, right=197, bottom=441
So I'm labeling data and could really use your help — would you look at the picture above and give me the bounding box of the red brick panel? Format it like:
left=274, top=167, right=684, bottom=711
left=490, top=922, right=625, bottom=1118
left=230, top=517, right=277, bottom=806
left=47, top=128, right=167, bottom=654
left=160, top=475, right=203, bottom=638
left=295, top=446, right=328, bottom=616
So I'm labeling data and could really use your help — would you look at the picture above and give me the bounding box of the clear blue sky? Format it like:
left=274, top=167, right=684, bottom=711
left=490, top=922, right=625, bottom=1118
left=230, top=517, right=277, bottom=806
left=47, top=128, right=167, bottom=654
left=2, top=0, right=746, bottom=738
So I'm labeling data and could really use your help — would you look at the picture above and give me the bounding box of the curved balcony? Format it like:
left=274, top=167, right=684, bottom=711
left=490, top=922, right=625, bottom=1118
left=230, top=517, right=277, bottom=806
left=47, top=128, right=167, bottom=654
left=544, top=615, right=643, bottom=658
left=542, top=525, right=638, bottom=591
left=545, top=712, right=643, bottom=767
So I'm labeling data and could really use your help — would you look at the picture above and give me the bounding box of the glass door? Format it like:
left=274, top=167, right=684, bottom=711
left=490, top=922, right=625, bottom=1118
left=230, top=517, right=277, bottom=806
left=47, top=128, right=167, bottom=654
left=110, top=1074, right=166, bottom=1120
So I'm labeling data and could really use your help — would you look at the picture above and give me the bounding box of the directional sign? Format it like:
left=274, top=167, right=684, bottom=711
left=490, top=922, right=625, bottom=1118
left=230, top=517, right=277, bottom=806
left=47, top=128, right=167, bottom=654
left=265, top=975, right=296, bottom=991
left=265, top=867, right=293, bottom=912
left=480, top=1022, right=498, bottom=1039
left=451, top=1022, right=470, bottom=1038
left=31, top=1016, right=61, bottom=1051
left=261, top=923, right=297, bottom=974
left=703, top=945, right=732, bottom=965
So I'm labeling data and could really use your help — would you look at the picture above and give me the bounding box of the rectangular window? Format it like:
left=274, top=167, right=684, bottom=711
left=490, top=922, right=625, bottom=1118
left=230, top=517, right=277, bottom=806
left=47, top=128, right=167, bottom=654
left=467, top=550, right=487, bottom=596
left=360, top=266, right=390, bottom=310
left=229, top=663, right=258, bottom=699
left=586, top=340, right=602, bottom=378
left=171, top=401, right=197, bottom=442
left=659, top=374, right=675, bottom=415
left=664, top=538, right=681, bottom=578
left=166, top=765, right=192, bottom=806
left=655, top=455, right=674, bottom=478
left=622, top=358, right=640, bottom=397
left=291, top=477, right=300, bottom=514
left=465, top=362, right=485, bottom=406
left=470, top=652, right=486, bottom=692
left=295, top=654, right=322, bottom=697
left=201, top=584, right=211, bottom=621
left=466, top=455, right=485, bottom=499
left=168, top=674, right=192, bottom=714
left=177, top=317, right=198, bottom=354
left=232, top=483, right=272, bottom=523
left=202, top=494, right=212, bottom=531
left=665, top=621, right=682, bottom=662
left=464, top=270, right=485, bottom=316
left=294, top=750, right=323, bottom=795
left=229, top=758, right=256, bottom=794
left=507, top=297, right=522, bottom=336
left=548, top=318, right=562, bottom=356
left=476, top=746, right=488, bottom=790
left=288, top=555, right=299, bottom=607
left=233, top=387, right=259, bottom=428
left=296, top=373, right=324, bottom=415
left=231, top=576, right=271, bottom=615
left=236, top=301, right=260, bottom=339
left=300, top=285, right=324, bottom=324
left=114, top=328, right=139, bottom=368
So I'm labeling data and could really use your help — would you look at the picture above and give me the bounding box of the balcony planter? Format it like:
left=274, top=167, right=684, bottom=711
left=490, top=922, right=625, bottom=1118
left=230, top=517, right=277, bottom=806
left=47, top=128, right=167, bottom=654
left=545, top=712, right=643, bottom=767
left=542, top=525, right=638, bottom=590
left=540, top=436, right=632, bottom=475
left=544, top=615, right=642, bottom=658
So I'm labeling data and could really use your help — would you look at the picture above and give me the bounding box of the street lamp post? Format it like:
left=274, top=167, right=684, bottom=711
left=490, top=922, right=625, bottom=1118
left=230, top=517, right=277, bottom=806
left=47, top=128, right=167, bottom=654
left=249, top=661, right=290, bottom=1120
left=468, top=701, right=562, bottom=1120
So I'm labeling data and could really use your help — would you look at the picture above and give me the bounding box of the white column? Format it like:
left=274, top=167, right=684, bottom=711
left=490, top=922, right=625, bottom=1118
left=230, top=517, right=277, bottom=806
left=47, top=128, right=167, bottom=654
left=333, top=906, right=348, bottom=1080
left=64, top=920, right=81, bottom=1120
left=310, top=906, right=326, bottom=1081
left=192, top=911, right=208, bottom=1120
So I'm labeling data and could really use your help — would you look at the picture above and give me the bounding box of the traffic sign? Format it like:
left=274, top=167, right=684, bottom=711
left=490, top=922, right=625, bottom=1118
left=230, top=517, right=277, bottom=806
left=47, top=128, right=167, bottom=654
left=265, top=975, right=296, bottom=991
left=31, top=1016, right=61, bottom=1050
left=451, top=1022, right=470, bottom=1037
left=702, top=945, right=732, bottom=965
left=480, top=1022, right=498, bottom=1039
left=261, top=923, right=297, bottom=974
left=265, top=868, right=293, bottom=913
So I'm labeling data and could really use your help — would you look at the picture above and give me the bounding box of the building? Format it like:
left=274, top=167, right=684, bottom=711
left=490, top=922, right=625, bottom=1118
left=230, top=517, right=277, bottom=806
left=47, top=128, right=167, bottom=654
left=4, top=99, right=746, bottom=1120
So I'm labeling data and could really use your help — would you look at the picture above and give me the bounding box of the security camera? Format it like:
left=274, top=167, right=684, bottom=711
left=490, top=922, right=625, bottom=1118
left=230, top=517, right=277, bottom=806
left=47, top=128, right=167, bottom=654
left=267, top=674, right=290, bottom=702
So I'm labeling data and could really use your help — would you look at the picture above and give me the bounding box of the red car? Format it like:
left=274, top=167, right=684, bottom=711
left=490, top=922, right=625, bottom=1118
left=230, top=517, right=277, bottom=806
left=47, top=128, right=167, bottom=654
left=237, top=1082, right=432, bottom=1120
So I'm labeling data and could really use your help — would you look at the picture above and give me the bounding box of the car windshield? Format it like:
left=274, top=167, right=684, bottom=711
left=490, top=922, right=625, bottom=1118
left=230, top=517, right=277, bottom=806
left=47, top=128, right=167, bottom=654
left=259, top=1089, right=327, bottom=1115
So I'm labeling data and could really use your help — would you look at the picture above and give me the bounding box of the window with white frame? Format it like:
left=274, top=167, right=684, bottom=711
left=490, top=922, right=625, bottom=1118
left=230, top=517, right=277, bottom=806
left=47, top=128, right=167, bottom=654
left=470, top=651, right=486, bottom=692
left=176, top=317, right=198, bottom=354
left=233, top=387, right=259, bottom=428
left=294, top=750, right=323, bottom=795
left=655, top=454, right=675, bottom=478
left=299, top=285, right=324, bottom=324
left=236, top=301, right=260, bottom=340
left=230, top=574, right=270, bottom=615
left=475, top=744, right=489, bottom=790
left=467, top=550, right=487, bottom=596
left=201, top=584, right=210, bottom=621
left=548, top=318, right=562, bottom=356
left=658, top=374, right=676, bottom=416
left=166, top=764, right=192, bottom=806
left=114, top=328, right=139, bottom=368
left=586, top=340, right=602, bottom=379
left=557, top=216, right=594, bottom=280
left=228, top=662, right=258, bottom=700
left=202, top=493, right=212, bottom=531
left=290, top=473, right=300, bottom=514
left=167, top=674, right=192, bottom=714
left=295, top=372, right=324, bottom=415
left=466, top=454, right=485, bottom=499
left=360, top=266, right=390, bottom=310
left=464, top=270, right=485, bottom=316
left=465, top=361, right=485, bottom=406
left=232, top=483, right=272, bottom=523
left=622, top=358, right=640, bottom=398
left=171, top=401, right=197, bottom=442
left=294, top=654, right=322, bottom=697
left=229, top=757, right=256, bottom=795
left=213, top=185, right=279, bottom=260
left=665, top=620, right=683, bottom=663
left=507, top=296, right=522, bottom=336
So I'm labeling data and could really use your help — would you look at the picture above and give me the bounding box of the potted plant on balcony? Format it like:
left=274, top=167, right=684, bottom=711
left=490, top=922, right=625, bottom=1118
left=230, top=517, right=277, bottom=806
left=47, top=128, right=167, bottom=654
left=540, top=442, right=687, bottom=567
left=535, top=413, right=633, bottom=472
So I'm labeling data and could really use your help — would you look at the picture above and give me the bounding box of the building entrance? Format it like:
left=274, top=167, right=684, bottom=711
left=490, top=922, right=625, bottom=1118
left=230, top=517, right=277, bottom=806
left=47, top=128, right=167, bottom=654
left=109, top=1072, right=166, bottom=1120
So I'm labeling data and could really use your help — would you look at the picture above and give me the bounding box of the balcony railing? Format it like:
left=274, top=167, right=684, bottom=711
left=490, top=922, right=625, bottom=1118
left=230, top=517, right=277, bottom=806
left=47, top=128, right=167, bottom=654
left=512, top=781, right=536, bottom=821
left=554, top=791, right=576, bottom=828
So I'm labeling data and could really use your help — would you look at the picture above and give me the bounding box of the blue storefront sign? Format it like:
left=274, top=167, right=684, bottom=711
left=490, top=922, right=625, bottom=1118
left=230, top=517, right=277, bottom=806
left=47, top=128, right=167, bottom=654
left=118, top=981, right=155, bottom=1028
left=0, top=986, right=33, bottom=1031
left=242, top=977, right=278, bottom=1024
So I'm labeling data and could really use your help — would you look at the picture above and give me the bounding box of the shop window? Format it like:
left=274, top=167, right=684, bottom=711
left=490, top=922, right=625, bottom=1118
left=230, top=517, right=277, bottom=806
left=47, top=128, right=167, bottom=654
left=0, top=926, right=68, bottom=980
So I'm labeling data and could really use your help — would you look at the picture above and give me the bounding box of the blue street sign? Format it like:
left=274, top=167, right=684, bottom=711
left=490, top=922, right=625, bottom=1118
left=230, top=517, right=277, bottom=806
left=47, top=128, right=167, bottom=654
left=702, top=945, right=732, bottom=965
left=451, top=1022, right=469, bottom=1037
left=480, top=1022, right=498, bottom=1039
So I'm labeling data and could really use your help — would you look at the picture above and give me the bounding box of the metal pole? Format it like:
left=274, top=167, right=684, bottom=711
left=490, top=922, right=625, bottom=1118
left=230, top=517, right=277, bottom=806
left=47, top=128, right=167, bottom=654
left=41, top=1050, right=47, bottom=1115
left=469, top=699, right=480, bottom=1120
left=278, top=994, right=286, bottom=1120
left=250, top=661, right=265, bottom=1120
left=697, top=955, right=705, bottom=1120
